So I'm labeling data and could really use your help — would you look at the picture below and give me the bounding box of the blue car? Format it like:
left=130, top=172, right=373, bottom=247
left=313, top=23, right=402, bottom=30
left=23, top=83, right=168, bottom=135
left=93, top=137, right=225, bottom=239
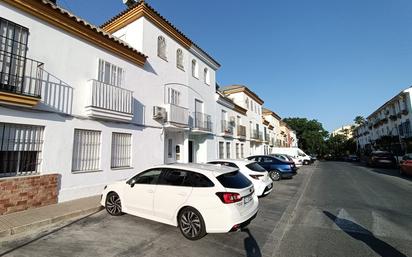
left=246, top=155, right=297, bottom=181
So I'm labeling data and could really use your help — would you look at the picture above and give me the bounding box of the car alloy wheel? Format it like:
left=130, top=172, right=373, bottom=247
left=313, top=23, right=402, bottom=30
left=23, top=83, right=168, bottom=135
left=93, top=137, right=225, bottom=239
left=270, top=170, right=281, bottom=181
left=179, top=207, right=206, bottom=240
left=105, top=192, right=123, bottom=216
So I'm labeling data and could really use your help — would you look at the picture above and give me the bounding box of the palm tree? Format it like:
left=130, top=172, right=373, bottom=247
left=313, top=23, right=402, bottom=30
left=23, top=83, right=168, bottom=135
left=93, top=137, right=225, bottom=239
left=354, top=116, right=365, bottom=125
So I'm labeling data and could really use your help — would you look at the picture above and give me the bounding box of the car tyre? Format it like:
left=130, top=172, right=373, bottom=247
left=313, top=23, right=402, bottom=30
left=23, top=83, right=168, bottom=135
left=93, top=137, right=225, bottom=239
left=269, top=170, right=281, bottom=181
left=105, top=192, right=123, bottom=216
left=178, top=207, right=206, bottom=240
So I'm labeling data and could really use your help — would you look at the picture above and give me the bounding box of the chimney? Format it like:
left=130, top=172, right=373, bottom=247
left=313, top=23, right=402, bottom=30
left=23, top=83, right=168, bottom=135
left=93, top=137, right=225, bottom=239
left=123, top=0, right=137, bottom=8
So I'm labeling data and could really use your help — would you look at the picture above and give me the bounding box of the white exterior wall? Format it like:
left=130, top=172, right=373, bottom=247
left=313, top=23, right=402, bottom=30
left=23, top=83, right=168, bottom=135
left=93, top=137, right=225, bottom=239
left=0, top=2, right=165, bottom=202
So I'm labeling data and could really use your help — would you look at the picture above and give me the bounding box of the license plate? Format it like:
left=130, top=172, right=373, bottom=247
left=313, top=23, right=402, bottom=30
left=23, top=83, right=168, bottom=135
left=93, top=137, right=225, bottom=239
left=244, top=194, right=253, bottom=204
left=379, top=160, right=391, bottom=163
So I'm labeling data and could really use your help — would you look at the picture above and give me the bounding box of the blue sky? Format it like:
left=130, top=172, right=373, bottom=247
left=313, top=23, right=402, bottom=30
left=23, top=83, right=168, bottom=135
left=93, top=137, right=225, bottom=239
left=59, top=0, right=412, bottom=131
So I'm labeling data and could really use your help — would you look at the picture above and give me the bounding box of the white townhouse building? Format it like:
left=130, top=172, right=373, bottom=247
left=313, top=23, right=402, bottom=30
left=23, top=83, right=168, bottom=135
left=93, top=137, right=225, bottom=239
left=220, top=85, right=266, bottom=156
left=101, top=0, right=220, bottom=165
left=214, top=90, right=248, bottom=160
left=262, top=108, right=282, bottom=150
left=355, top=87, right=412, bottom=155
left=0, top=0, right=221, bottom=215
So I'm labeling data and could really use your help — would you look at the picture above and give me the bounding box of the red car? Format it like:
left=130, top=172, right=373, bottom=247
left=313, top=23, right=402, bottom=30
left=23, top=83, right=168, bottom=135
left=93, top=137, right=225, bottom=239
left=399, top=154, right=412, bottom=176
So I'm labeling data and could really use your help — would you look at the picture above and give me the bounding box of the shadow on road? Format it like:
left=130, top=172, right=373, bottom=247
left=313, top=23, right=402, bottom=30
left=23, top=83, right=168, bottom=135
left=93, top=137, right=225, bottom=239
left=348, top=162, right=412, bottom=182
left=323, top=211, right=407, bottom=257
left=241, top=228, right=261, bottom=257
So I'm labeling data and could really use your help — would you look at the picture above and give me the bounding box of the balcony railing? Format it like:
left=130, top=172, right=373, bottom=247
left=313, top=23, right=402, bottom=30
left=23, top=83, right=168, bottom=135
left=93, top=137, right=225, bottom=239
left=251, top=129, right=263, bottom=141
left=0, top=53, right=44, bottom=106
left=237, top=125, right=246, bottom=138
left=264, top=133, right=270, bottom=143
left=166, top=104, right=189, bottom=125
left=86, top=79, right=133, bottom=121
left=192, top=112, right=212, bottom=132
left=221, top=120, right=234, bottom=135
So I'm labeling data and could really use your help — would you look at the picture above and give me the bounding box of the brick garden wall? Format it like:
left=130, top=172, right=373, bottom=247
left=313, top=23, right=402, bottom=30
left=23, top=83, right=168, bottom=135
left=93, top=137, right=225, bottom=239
left=0, top=174, right=59, bottom=215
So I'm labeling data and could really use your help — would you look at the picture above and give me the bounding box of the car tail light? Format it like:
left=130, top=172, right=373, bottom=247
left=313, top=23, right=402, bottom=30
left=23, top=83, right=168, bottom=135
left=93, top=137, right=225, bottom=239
left=216, top=192, right=242, bottom=204
left=250, top=174, right=264, bottom=180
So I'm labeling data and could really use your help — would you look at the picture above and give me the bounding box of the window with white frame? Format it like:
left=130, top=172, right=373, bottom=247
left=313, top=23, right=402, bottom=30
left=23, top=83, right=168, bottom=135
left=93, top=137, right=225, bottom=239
left=241, top=144, right=244, bottom=158
left=111, top=133, right=132, bottom=168
left=72, top=129, right=101, bottom=172
left=0, top=123, right=44, bottom=177
left=98, top=59, right=124, bottom=87
left=204, top=68, right=210, bottom=85
left=236, top=143, right=240, bottom=159
left=168, top=138, right=173, bottom=158
left=176, top=48, right=184, bottom=69
left=157, top=35, right=167, bottom=60
left=226, top=142, right=231, bottom=159
left=191, top=59, right=198, bottom=78
left=219, top=142, right=224, bottom=159
left=167, top=88, right=181, bottom=105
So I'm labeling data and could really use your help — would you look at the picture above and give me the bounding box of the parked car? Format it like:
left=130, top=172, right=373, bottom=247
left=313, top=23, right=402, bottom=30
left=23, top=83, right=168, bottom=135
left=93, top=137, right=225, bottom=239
left=101, top=163, right=259, bottom=240
left=271, top=147, right=312, bottom=165
left=271, top=154, right=302, bottom=167
left=207, top=159, right=273, bottom=196
left=367, top=151, right=397, bottom=168
left=399, top=153, right=412, bottom=176
left=246, top=155, right=297, bottom=181
left=346, top=155, right=360, bottom=162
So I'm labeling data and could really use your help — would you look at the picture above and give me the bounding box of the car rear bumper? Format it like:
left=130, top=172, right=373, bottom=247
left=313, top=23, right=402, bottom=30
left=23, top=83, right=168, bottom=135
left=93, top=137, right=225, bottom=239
left=255, top=180, right=273, bottom=196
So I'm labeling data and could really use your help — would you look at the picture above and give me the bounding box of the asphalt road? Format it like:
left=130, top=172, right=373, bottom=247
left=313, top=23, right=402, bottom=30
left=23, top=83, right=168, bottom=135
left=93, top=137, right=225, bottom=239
left=1, top=162, right=411, bottom=257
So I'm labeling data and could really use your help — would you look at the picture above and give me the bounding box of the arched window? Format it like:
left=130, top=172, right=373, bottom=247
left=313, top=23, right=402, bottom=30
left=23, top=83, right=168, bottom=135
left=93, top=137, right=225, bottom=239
left=191, top=59, right=198, bottom=78
left=176, top=49, right=184, bottom=69
left=204, top=68, right=210, bottom=85
left=157, top=36, right=166, bottom=60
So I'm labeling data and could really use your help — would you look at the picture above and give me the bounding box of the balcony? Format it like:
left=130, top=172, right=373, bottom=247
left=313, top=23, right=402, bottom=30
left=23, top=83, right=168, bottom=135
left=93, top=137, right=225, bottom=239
left=85, top=79, right=133, bottom=121
left=220, top=120, right=234, bottom=137
left=237, top=125, right=246, bottom=139
left=164, top=104, right=189, bottom=128
left=191, top=112, right=212, bottom=133
left=251, top=129, right=263, bottom=142
left=0, top=55, right=44, bottom=107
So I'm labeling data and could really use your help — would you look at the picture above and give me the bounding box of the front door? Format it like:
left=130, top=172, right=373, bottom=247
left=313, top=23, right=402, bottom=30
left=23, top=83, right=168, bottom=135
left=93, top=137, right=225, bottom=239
left=188, top=140, right=193, bottom=163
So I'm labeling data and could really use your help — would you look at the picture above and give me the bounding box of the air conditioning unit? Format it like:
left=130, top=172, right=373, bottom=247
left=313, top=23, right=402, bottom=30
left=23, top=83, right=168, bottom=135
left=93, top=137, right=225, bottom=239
left=152, top=106, right=166, bottom=120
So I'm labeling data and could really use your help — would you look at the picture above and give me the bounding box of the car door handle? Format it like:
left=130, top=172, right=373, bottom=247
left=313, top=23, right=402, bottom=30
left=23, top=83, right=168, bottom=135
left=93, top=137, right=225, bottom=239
left=178, top=192, right=187, bottom=196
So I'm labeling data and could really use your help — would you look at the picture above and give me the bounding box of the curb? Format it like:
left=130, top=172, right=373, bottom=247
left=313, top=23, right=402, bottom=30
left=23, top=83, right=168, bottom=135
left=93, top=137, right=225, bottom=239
left=0, top=206, right=103, bottom=238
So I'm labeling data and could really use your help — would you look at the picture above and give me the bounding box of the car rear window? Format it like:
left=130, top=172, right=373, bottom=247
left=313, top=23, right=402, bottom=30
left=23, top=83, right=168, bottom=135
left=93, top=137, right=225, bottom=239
left=246, top=163, right=266, bottom=172
left=216, top=171, right=252, bottom=189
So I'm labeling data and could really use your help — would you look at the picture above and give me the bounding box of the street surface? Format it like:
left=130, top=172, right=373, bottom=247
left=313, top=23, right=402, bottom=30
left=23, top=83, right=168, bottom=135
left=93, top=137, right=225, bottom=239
left=1, top=162, right=411, bottom=257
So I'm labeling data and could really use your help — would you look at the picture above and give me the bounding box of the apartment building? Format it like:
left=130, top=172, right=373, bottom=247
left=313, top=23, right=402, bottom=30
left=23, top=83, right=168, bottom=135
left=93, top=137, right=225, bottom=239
left=331, top=125, right=355, bottom=139
left=355, top=87, right=412, bottom=155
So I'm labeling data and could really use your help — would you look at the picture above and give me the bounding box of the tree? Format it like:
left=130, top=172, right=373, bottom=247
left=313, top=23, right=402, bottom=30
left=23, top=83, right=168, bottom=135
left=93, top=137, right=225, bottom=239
left=283, top=117, right=329, bottom=155
left=354, top=116, right=365, bottom=126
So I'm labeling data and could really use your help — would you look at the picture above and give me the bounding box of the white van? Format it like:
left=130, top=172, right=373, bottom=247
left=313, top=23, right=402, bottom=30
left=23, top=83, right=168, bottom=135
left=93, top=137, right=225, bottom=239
left=272, top=147, right=312, bottom=165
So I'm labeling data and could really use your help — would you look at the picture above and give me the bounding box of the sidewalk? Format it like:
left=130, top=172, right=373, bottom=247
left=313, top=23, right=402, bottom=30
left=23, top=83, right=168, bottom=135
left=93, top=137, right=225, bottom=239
left=0, top=195, right=102, bottom=238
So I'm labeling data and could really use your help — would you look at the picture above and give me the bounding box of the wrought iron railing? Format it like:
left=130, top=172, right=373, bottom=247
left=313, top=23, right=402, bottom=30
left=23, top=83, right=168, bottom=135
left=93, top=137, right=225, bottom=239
left=192, top=112, right=212, bottom=132
left=89, top=79, right=133, bottom=114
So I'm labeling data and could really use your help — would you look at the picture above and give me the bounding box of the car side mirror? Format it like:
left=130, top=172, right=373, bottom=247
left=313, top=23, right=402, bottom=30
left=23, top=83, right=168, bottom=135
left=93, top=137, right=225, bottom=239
left=128, top=179, right=137, bottom=188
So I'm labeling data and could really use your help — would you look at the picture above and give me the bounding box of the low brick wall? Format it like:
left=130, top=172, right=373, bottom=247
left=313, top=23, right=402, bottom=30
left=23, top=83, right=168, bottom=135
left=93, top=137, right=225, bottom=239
left=0, top=174, right=59, bottom=215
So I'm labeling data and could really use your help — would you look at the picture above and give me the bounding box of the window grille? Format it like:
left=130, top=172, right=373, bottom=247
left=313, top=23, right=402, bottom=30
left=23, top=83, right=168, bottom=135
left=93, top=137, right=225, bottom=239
left=226, top=142, right=231, bottom=159
left=241, top=144, right=244, bottom=158
left=111, top=133, right=132, bottom=168
left=98, top=59, right=124, bottom=87
left=236, top=143, right=240, bottom=159
left=0, top=122, right=44, bottom=177
left=72, top=129, right=101, bottom=172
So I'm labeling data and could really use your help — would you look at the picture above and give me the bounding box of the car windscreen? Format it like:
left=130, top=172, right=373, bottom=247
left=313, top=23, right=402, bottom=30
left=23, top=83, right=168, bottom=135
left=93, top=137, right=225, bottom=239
left=216, top=170, right=252, bottom=189
left=246, top=163, right=267, bottom=172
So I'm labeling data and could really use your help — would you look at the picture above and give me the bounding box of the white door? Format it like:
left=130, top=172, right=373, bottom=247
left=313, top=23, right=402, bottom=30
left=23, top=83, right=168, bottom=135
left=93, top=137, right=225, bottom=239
left=154, top=169, right=192, bottom=223
left=123, top=169, right=162, bottom=217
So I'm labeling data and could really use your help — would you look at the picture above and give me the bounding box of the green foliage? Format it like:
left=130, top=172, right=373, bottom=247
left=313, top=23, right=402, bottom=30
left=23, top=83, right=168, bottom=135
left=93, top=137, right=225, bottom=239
left=354, top=116, right=365, bottom=125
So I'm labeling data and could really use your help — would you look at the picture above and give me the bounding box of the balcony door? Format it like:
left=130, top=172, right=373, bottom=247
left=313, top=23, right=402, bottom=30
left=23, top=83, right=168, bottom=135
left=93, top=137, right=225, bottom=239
left=194, top=99, right=203, bottom=127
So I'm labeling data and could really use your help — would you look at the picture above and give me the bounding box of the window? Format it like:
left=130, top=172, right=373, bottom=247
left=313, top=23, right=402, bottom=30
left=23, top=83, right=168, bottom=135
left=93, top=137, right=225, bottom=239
left=216, top=171, right=252, bottom=189
left=204, top=68, right=210, bottom=85
left=72, top=129, right=101, bottom=172
left=226, top=142, right=231, bottom=159
left=219, top=142, right=224, bottom=159
left=0, top=18, right=29, bottom=93
left=187, top=172, right=214, bottom=187
left=404, top=120, right=411, bottom=136
left=246, top=163, right=266, bottom=172
left=98, top=59, right=124, bottom=87
left=176, top=48, right=184, bottom=69
left=130, top=169, right=162, bottom=185
left=241, top=144, right=244, bottom=158
left=0, top=123, right=44, bottom=177
left=236, top=143, right=240, bottom=159
left=157, top=35, right=166, bottom=60
left=167, top=88, right=181, bottom=105
left=191, top=59, right=198, bottom=78
left=111, top=133, right=132, bottom=168
left=158, top=169, right=188, bottom=186
left=245, top=97, right=249, bottom=109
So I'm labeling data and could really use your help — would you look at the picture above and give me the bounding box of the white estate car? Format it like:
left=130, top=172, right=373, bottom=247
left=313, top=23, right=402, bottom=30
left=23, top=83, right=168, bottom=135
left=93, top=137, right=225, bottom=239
left=101, top=163, right=259, bottom=240
left=207, top=160, right=273, bottom=197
